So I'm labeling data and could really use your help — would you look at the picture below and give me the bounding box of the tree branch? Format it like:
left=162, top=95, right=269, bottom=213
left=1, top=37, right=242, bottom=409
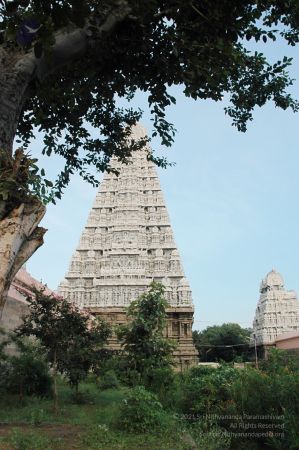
left=13, top=226, right=47, bottom=278
left=16, top=0, right=131, bottom=82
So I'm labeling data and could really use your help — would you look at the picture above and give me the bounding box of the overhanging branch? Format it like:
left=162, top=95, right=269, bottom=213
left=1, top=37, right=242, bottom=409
left=16, top=0, right=131, bottom=82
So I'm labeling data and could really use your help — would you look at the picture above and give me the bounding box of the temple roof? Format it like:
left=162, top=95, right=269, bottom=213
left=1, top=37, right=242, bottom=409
left=8, top=267, right=54, bottom=302
left=260, top=269, right=284, bottom=292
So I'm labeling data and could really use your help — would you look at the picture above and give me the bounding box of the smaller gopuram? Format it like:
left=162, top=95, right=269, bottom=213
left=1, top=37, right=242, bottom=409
left=59, top=124, right=198, bottom=370
left=251, top=269, right=299, bottom=349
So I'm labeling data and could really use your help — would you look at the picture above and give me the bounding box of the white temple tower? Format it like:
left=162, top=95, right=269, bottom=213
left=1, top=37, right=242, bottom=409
left=59, top=124, right=198, bottom=368
left=251, top=269, right=299, bottom=347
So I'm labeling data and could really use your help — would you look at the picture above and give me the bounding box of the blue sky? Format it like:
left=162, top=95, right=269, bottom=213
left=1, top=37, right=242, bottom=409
left=27, top=38, right=299, bottom=331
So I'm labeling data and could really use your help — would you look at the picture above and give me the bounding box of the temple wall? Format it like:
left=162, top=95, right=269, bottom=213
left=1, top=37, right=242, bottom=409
left=0, top=295, right=29, bottom=354
left=85, top=306, right=199, bottom=370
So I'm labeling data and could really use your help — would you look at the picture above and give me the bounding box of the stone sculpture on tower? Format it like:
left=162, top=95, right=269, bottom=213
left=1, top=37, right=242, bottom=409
left=59, top=123, right=198, bottom=369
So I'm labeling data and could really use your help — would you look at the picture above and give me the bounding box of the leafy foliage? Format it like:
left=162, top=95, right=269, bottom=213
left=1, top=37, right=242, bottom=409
left=1, top=1, right=299, bottom=201
left=0, top=357, right=298, bottom=449
left=116, top=385, right=164, bottom=433
left=145, top=366, right=175, bottom=403
left=98, top=370, right=120, bottom=390
left=15, top=289, right=111, bottom=402
left=7, top=337, right=52, bottom=398
left=59, top=317, right=111, bottom=393
left=0, top=327, right=10, bottom=393
left=193, top=323, right=251, bottom=362
left=260, top=347, right=299, bottom=373
left=170, top=354, right=299, bottom=450
left=117, top=282, right=175, bottom=384
left=177, top=364, right=240, bottom=418
left=227, top=365, right=299, bottom=449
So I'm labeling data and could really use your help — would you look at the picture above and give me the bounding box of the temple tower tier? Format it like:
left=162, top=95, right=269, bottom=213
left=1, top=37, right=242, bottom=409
left=59, top=124, right=198, bottom=369
left=251, top=269, right=299, bottom=348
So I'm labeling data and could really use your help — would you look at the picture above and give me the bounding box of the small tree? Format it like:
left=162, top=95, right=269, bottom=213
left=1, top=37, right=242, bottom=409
left=7, top=336, right=52, bottom=401
left=117, top=282, right=175, bottom=385
left=16, top=289, right=111, bottom=410
left=60, top=318, right=111, bottom=395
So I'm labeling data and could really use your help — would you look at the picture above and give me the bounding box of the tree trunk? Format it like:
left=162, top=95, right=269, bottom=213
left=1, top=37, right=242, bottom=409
left=0, top=49, right=41, bottom=317
left=19, top=377, right=24, bottom=404
left=0, top=199, right=46, bottom=319
left=53, top=348, right=58, bottom=413
left=0, top=48, right=36, bottom=154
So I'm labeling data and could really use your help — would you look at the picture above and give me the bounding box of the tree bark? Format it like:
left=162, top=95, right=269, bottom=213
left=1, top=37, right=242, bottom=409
left=0, top=199, right=46, bottom=319
left=0, top=48, right=36, bottom=154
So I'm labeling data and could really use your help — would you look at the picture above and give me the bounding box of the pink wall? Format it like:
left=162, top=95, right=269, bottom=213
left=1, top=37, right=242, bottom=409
left=275, top=332, right=299, bottom=350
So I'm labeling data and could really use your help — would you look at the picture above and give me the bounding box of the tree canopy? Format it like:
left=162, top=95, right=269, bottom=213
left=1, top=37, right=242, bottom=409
left=193, top=323, right=252, bottom=362
left=1, top=0, right=299, bottom=201
left=16, top=289, right=111, bottom=406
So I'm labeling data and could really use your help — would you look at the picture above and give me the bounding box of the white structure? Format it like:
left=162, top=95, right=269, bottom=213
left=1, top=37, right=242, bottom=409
left=251, top=269, right=299, bottom=346
left=59, top=123, right=198, bottom=368
left=59, top=124, right=193, bottom=309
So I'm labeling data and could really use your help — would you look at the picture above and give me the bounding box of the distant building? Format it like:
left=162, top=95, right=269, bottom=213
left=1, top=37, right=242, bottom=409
left=251, top=269, right=299, bottom=350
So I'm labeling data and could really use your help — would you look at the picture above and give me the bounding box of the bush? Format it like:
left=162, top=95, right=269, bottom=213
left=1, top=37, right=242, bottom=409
left=116, top=385, right=165, bottom=432
left=98, top=370, right=120, bottom=390
left=100, top=354, right=142, bottom=387
left=7, top=339, right=52, bottom=398
left=0, top=360, right=11, bottom=394
left=260, top=348, right=299, bottom=374
left=220, top=365, right=299, bottom=449
left=144, top=366, right=175, bottom=404
left=0, top=328, right=9, bottom=393
left=177, top=365, right=239, bottom=418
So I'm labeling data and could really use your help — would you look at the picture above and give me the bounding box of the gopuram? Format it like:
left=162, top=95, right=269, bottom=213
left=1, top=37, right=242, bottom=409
left=59, top=124, right=198, bottom=369
left=251, top=269, right=299, bottom=349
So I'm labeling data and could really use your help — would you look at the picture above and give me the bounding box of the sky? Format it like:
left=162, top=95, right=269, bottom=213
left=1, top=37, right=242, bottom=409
left=26, top=38, right=299, bottom=331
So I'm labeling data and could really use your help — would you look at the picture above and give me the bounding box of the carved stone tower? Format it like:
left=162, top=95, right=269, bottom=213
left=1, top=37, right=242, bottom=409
left=59, top=124, right=198, bottom=369
left=251, top=269, right=299, bottom=347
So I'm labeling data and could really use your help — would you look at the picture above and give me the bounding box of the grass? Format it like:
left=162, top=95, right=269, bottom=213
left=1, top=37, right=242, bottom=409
left=0, top=379, right=192, bottom=450
left=0, top=378, right=126, bottom=426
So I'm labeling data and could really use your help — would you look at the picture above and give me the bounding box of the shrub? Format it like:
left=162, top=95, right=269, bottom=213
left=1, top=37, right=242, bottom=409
left=98, top=370, right=120, bottom=390
left=7, top=339, right=52, bottom=398
left=100, top=353, right=141, bottom=386
left=260, top=348, right=299, bottom=374
left=0, top=360, right=11, bottom=394
left=226, top=366, right=299, bottom=449
left=144, top=366, right=175, bottom=404
left=0, top=327, right=10, bottom=394
left=177, top=365, right=239, bottom=418
left=116, top=385, right=164, bottom=432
